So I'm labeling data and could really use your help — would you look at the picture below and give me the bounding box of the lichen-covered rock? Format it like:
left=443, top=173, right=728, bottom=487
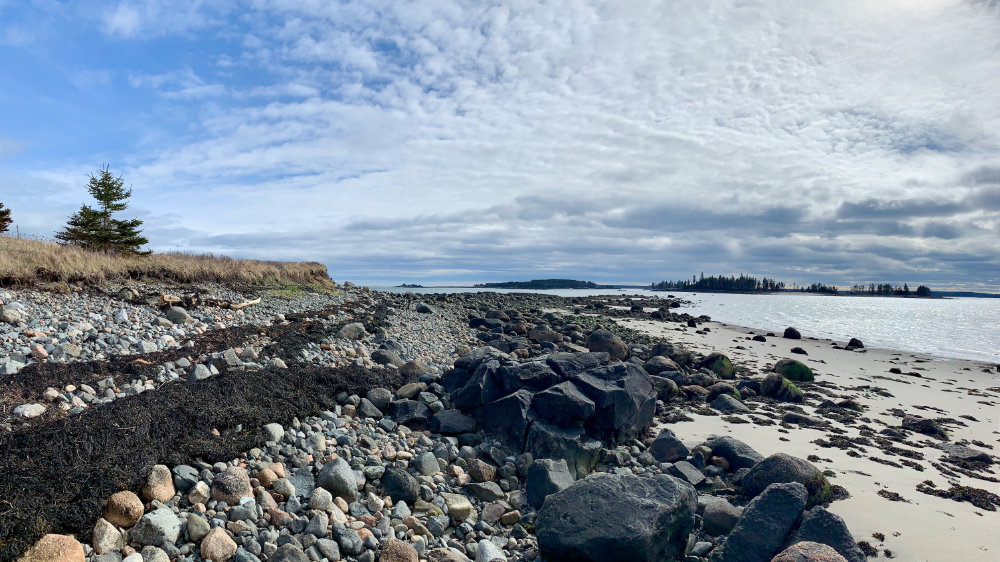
left=741, top=453, right=833, bottom=506
left=773, top=359, right=814, bottom=382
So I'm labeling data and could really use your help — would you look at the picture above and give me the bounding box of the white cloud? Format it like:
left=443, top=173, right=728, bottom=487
left=10, top=0, right=1000, bottom=286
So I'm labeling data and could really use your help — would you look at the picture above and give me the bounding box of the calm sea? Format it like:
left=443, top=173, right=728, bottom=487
left=375, top=287, right=999, bottom=363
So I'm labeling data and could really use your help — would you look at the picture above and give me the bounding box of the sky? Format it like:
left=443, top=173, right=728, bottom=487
left=0, top=0, right=998, bottom=289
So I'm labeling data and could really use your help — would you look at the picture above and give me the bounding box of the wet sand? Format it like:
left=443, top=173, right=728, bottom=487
left=619, top=317, right=1000, bottom=562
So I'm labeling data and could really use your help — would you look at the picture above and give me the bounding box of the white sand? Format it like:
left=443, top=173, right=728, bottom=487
left=617, top=317, right=1000, bottom=562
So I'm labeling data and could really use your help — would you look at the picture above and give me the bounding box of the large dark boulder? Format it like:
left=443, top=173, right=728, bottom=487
left=710, top=482, right=808, bottom=562
left=649, top=428, right=689, bottom=463
left=381, top=466, right=419, bottom=505
left=649, top=375, right=679, bottom=401
left=644, top=355, right=680, bottom=375
left=390, top=400, right=431, bottom=429
left=773, top=359, right=814, bottom=382
left=783, top=327, right=802, bottom=339
left=740, top=453, right=832, bottom=506
left=587, top=329, right=629, bottom=360
left=571, top=362, right=655, bottom=444
left=525, top=421, right=602, bottom=477
left=705, top=436, right=763, bottom=471
left=546, top=352, right=610, bottom=377
left=791, top=507, right=866, bottom=562
left=536, top=473, right=696, bottom=562
left=531, top=381, right=596, bottom=427
left=699, top=353, right=735, bottom=379
left=473, top=389, right=535, bottom=451
left=525, top=458, right=574, bottom=509
left=498, top=362, right=561, bottom=394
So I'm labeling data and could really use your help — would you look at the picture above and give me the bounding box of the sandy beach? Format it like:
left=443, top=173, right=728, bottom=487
left=616, top=316, right=1000, bottom=561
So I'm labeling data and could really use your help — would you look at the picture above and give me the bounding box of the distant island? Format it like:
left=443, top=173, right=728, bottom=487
left=474, top=279, right=612, bottom=290
left=652, top=274, right=937, bottom=297
left=396, top=283, right=425, bottom=288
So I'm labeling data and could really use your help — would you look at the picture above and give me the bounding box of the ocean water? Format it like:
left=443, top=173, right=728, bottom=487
left=375, top=287, right=999, bottom=363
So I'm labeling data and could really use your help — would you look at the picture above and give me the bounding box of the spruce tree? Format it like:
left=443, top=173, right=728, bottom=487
left=55, top=165, right=149, bottom=254
left=0, top=202, right=11, bottom=233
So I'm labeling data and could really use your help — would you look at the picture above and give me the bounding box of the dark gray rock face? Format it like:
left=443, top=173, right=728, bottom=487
left=536, top=473, right=697, bottom=562
left=711, top=482, right=808, bottom=562
left=791, top=507, right=866, bottom=562
left=740, top=453, right=832, bottom=506
left=570, top=362, right=655, bottom=444
left=473, top=389, right=535, bottom=452
left=443, top=348, right=654, bottom=477
left=644, top=355, right=680, bottom=375
left=498, top=362, right=560, bottom=394
left=705, top=435, right=763, bottom=471
left=531, top=381, right=596, bottom=427
left=429, top=409, right=477, bottom=435
left=649, top=428, right=689, bottom=463
left=783, top=327, right=802, bottom=339
left=902, top=415, right=948, bottom=440
left=525, top=421, right=602, bottom=478
left=545, top=352, right=609, bottom=377
left=525, top=458, right=574, bottom=508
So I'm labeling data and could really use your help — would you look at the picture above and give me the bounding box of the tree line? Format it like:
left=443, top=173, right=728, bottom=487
left=652, top=274, right=932, bottom=297
left=651, top=273, right=785, bottom=292
left=1, top=165, right=148, bottom=254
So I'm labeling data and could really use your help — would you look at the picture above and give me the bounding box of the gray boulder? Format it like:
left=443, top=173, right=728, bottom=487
left=536, top=473, right=697, bottom=562
left=365, top=387, right=394, bottom=411
left=416, top=302, right=437, bottom=314
left=316, top=457, right=358, bottom=502
left=710, top=393, right=750, bottom=413
left=336, top=322, right=366, bottom=340
left=644, top=355, right=680, bottom=375
left=791, top=507, right=866, bottom=562
left=705, top=436, right=763, bottom=470
left=164, top=306, right=192, bottom=324
left=587, top=329, right=629, bottom=360
left=649, top=428, right=689, bottom=463
left=525, top=458, right=575, bottom=508
left=702, top=499, right=741, bottom=536
left=371, top=348, right=404, bottom=367
left=711, top=482, right=808, bottom=562
left=269, top=544, right=309, bottom=562
left=129, top=508, right=181, bottom=545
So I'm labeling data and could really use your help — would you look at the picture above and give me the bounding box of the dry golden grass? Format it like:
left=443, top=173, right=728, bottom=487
left=0, top=235, right=332, bottom=288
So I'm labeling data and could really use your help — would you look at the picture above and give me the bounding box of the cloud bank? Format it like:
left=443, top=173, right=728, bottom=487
left=0, top=0, right=997, bottom=288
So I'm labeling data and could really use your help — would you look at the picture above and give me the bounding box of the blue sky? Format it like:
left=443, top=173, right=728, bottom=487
left=1, top=0, right=998, bottom=289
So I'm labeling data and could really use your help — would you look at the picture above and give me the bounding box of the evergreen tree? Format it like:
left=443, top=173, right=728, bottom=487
left=0, top=202, right=11, bottom=233
left=55, top=165, right=149, bottom=254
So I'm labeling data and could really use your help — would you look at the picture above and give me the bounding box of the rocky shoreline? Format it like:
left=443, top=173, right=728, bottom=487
left=1, top=285, right=996, bottom=562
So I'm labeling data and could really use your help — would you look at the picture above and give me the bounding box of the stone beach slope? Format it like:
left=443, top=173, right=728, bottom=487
left=0, top=285, right=996, bottom=562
